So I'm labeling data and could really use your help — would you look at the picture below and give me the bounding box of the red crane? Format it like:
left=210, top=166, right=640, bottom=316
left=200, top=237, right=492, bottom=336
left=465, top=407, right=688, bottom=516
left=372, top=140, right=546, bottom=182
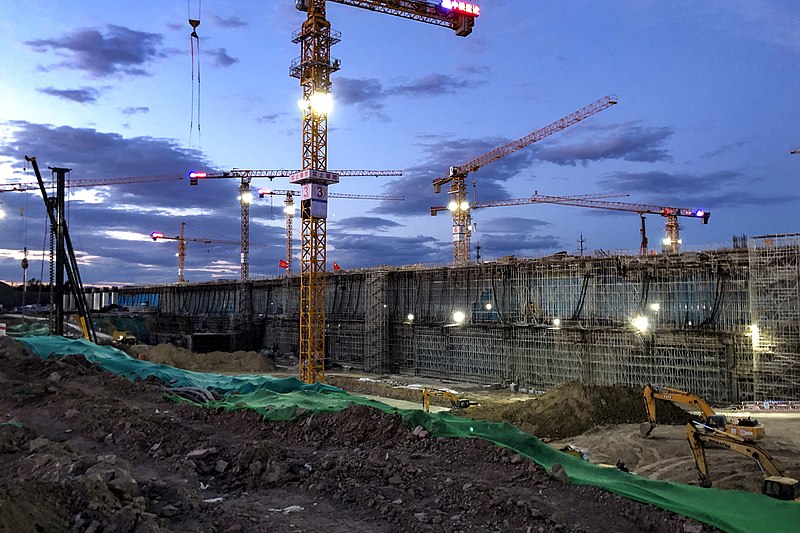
left=431, top=95, right=618, bottom=264
left=432, top=192, right=710, bottom=255
left=257, top=188, right=403, bottom=273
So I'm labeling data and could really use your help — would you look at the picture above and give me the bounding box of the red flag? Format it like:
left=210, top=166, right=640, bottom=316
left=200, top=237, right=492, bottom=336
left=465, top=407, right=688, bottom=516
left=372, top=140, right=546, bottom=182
left=333, top=262, right=341, bottom=271
left=279, top=259, right=289, bottom=269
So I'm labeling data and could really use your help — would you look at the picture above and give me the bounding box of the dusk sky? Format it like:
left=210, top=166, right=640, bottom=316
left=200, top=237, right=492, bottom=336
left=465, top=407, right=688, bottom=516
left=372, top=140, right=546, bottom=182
left=0, top=1, right=797, bottom=286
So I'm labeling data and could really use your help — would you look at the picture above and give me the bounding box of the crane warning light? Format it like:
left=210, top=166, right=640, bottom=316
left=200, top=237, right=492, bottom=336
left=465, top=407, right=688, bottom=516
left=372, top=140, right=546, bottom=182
left=441, top=0, right=480, bottom=16
left=150, top=232, right=164, bottom=240
left=694, top=209, right=705, bottom=218
left=188, top=171, right=207, bottom=179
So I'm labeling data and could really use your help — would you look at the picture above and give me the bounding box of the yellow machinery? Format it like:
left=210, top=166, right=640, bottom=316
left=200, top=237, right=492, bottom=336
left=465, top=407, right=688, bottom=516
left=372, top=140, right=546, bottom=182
left=112, top=330, right=136, bottom=345
left=422, top=388, right=476, bottom=412
left=640, top=384, right=765, bottom=441
left=686, top=421, right=799, bottom=501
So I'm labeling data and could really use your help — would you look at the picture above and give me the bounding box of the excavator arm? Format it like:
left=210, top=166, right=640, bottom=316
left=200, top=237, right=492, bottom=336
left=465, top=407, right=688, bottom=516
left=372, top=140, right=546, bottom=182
left=685, top=421, right=798, bottom=500
left=640, top=384, right=726, bottom=438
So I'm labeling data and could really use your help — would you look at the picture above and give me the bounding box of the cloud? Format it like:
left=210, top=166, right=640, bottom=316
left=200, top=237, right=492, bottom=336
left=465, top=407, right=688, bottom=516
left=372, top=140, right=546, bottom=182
left=332, top=216, right=402, bottom=231
left=334, top=74, right=482, bottom=120
left=536, top=122, right=673, bottom=166
left=25, top=25, right=165, bottom=78
left=121, top=107, right=149, bottom=116
left=475, top=233, right=564, bottom=258
left=329, top=233, right=448, bottom=267
left=257, top=113, right=281, bottom=124
left=597, top=169, right=799, bottom=208
left=702, top=140, right=749, bottom=159
left=37, top=87, right=100, bottom=103
left=207, top=48, right=239, bottom=68
left=210, top=15, right=248, bottom=28
left=477, top=216, right=552, bottom=233
left=374, top=135, right=540, bottom=218
left=390, top=73, right=483, bottom=96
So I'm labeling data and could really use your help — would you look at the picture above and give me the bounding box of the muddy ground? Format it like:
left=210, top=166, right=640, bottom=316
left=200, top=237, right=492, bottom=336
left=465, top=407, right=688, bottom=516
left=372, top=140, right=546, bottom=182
left=0, top=336, right=722, bottom=533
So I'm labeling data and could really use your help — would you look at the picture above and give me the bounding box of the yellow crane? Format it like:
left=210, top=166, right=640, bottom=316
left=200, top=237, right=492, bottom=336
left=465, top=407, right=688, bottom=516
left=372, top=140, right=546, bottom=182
left=431, top=95, right=618, bottom=265
left=257, top=188, right=403, bottom=274
left=150, top=222, right=268, bottom=284
left=290, top=0, right=479, bottom=383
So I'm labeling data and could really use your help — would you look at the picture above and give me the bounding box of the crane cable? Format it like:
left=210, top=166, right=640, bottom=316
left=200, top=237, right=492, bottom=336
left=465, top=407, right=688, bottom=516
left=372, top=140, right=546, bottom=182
left=188, top=0, right=202, bottom=147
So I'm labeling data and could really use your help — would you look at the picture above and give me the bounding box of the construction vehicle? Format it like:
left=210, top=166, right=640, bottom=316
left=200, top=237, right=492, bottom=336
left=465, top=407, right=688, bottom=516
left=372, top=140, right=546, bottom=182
left=112, top=330, right=137, bottom=345
left=640, top=384, right=765, bottom=441
left=422, top=387, right=477, bottom=412
left=686, top=421, right=799, bottom=501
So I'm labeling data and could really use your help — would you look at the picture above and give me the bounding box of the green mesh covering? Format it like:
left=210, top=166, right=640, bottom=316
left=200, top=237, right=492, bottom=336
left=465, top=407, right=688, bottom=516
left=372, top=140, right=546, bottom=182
left=16, top=336, right=800, bottom=533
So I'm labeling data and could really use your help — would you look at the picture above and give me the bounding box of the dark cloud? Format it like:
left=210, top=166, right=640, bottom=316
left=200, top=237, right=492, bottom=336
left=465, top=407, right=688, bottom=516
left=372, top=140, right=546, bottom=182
left=334, top=74, right=482, bottom=120
left=121, top=106, right=149, bottom=116
left=332, top=216, right=402, bottom=231
left=25, top=25, right=165, bottom=78
left=374, top=135, right=540, bottom=218
left=536, top=122, right=673, bottom=166
left=474, top=233, right=564, bottom=258
left=596, top=169, right=798, bottom=209
left=207, top=48, right=239, bottom=68
left=37, top=87, right=100, bottom=104
left=390, top=73, right=483, bottom=96
left=703, top=140, right=749, bottom=159
left=476, top=216, right=552, bottom=233
left=210, top=15, right=248, bottom=28
left=328, top=233, right=448, bottom=268
left=257, top=113, right=281, bottom=124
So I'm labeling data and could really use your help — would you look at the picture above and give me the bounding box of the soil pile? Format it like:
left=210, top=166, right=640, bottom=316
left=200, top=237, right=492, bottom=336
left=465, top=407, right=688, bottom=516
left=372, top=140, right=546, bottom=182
left=125, top=343, right=277, bottom=373
left=457, top=380, right=692, bottom=439
left=0, top=336, right=716, bottom=532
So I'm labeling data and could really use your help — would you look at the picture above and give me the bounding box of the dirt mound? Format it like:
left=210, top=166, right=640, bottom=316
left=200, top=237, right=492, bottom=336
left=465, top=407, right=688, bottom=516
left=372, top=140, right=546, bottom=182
left=0, top=337, right=716, bottom=532
left=458, top=380, right=692, bottom=439
left=126, top=343, right=277, bottom=373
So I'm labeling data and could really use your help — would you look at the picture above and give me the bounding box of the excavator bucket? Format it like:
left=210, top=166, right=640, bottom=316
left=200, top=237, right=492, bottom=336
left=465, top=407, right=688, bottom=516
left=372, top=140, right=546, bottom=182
left=639, top=421, right=655, bottom=438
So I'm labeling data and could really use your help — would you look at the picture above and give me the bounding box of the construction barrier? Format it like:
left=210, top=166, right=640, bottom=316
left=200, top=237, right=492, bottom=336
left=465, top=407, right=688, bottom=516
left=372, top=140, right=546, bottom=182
left=15, top=336, right=800, bottom=533
left=0, top=323, right=5, bottom=336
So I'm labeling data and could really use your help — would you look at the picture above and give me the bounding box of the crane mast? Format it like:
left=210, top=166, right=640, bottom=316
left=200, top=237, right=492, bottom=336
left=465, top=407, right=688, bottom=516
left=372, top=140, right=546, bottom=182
left=150, top=223, right=266, bottom=284
left=290, top=0, right=477, bottom=383
left=432, top=95, right=618, bottom=265
left=258, top=188, right=403, bottom=273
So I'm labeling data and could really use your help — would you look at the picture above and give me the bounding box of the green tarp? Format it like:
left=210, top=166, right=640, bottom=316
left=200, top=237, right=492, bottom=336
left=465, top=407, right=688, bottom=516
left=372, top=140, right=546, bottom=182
left=16, top=336, right=800, bottom=533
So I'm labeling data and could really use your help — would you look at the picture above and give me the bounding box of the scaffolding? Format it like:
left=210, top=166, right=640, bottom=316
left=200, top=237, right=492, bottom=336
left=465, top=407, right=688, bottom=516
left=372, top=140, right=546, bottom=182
left=112, top=240, right=799, bottom=403
left=748, top=233, right=800, bottom=400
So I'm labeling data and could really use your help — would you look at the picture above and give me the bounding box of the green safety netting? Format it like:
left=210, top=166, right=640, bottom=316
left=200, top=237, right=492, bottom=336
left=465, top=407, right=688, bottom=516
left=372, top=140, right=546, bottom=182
left=5, top=322, right=50, bottom=337
left=15, top=336, right=800, bottom=533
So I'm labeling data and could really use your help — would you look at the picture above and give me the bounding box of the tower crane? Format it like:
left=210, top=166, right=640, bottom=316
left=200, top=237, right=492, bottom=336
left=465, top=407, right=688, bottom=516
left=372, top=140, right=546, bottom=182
left=188, top=169, right=401, bottom=282
left=257, top=188, right=403, bottom=273
left=0, top=174, right=183, bottom=193
left=150, top=222, right=268, bottom=284
left=432, top=95, right=618, bottom=265
left=434, top=193, right=710, bottom=255
left=290, top=0, right=478, bottom=383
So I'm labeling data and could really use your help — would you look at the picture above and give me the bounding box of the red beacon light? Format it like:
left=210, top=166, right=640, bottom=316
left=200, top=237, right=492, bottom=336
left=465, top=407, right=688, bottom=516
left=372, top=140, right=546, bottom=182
left=188, top=171, right=207, bottom=179
left=150, top=232, right=165, bottom=241
left=441, top=0, right=480, bottom=16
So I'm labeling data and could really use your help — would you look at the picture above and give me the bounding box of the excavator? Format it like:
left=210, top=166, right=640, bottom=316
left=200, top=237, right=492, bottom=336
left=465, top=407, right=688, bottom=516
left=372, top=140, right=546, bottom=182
left=686, top=420, right=799, bottom=501
left=422, top=388, right=477, bottom=412
left=640, top=384, right=765, bottom=441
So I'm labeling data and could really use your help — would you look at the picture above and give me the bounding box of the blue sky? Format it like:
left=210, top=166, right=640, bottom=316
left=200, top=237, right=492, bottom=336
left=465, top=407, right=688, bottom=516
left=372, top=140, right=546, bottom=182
left=0, top=1, right=797, bottom=285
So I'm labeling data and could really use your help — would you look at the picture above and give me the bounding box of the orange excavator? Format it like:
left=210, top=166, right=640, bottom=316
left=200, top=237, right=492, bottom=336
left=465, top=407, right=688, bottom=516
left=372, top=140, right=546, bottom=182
left=640, top=384, right=765, bottom=441
left=686, top=421, right=798, bottom=501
